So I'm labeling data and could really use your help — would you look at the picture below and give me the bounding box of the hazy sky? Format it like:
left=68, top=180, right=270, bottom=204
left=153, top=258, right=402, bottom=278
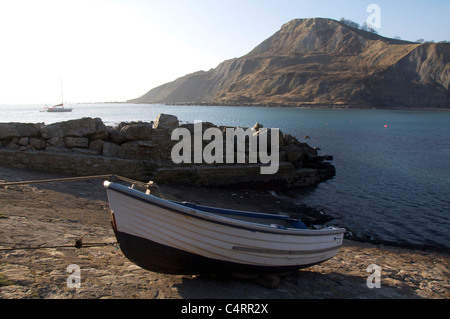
left=0, top=0, right=449, bottom=104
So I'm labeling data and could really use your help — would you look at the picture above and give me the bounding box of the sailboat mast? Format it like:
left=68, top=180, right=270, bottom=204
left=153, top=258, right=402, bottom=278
left=60, top=78, right=64, bottom=106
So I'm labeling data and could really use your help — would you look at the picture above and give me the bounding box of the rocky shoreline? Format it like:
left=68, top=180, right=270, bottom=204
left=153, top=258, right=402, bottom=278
left=1, top=166, right=449, bottom=299
left=160, top=101, right=450, bottom=111
left=0, top=115, right=335, bottom=189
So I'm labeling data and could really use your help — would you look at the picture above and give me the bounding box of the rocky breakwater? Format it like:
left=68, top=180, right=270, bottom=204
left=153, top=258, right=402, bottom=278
left=0, top=114, right=335, bottom=189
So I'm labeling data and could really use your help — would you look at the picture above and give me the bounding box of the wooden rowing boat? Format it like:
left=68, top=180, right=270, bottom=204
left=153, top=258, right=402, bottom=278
left=104, top=181, right=345, bottom=274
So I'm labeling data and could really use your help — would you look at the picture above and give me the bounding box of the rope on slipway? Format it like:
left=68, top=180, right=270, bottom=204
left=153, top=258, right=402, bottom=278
left=1, top=174, right=129, bottom=187
left=0, top=174, right=167, bottom=251
left=0, top=173, right=165, bottom=197
left=0, top=241, right=119, bottom=252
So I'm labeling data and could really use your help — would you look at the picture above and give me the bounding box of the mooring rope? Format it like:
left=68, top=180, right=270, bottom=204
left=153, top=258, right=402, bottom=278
left=0, top=173, right=166, bottom=197
left=0, top=173, right=171, bottom=206
left=0, top=241, right=118, bottom=252
left=0, top=174, right=116, bottom=187
left=0, top=174, right=168, bottom=252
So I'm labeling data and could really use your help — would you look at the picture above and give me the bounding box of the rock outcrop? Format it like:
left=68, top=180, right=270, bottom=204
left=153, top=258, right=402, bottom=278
left=0, top=116, right=335, bottom=189
left=130, top=18, right=449, bottom=109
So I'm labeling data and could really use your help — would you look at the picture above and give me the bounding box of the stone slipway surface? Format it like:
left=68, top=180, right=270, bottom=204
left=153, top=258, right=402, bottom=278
left=0, top=166, right=448, bottom=299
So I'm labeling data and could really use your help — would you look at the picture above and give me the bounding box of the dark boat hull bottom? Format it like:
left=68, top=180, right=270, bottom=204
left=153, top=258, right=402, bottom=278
left=114, top=230, right=328, bottom=275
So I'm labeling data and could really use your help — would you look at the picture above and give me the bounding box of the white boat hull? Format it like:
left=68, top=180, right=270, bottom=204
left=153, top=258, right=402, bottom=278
left=46, top=108, right=72, bottom=112
left=104, top=181, right=345, bottom=274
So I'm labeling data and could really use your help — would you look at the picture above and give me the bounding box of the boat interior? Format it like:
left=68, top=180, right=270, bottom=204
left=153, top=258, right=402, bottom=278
left=175, top=201, right=308, bottom=230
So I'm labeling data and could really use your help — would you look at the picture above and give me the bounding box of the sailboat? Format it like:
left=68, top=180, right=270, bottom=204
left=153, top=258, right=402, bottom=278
left=45, top=103, right=72, bottom=112
left=44, top=79, right=72, bottom=112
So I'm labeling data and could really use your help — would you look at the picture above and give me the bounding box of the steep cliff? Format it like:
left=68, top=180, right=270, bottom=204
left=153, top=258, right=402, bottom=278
left=131, top=18, right=450, bottom=108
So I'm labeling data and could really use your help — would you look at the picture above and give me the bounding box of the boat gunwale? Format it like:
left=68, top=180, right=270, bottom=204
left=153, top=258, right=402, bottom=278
left=104, top=181, right=346, bottom=237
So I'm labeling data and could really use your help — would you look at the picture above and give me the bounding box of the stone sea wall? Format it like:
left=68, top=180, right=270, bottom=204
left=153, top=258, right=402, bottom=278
left=0, top=114, right=335, bottom=188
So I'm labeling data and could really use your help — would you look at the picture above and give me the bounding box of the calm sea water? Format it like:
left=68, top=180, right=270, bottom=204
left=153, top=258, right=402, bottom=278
left=1, top=103, right=450, bottom=249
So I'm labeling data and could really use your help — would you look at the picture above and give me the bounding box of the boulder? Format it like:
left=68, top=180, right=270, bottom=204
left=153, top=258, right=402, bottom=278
left=90, top=130, right=109, bottom=141
left=30, top=138, right=46, bottom=150
left=283, top=133, right=299, bottom=145
left=282, top=144, right=304, bottom=163
left=154, top=114, right=179, bottom=131
left=107, top=127, right=128, bottom=144
left=46, top=137, right=65, bottom=148
left=120, top=122, right=153, bottom=141
left=64, top=137, right=89, bottom=148
left=89, top=139, right=105, bottom=152
left=103, top=142, right=125, bottom=158
left=6, top=142, right=19, bottom=149
left=121, top=140, right=160, bottom=160
left=0, top=123, right=41, bottom=140
left=299, top=143, right=318, bottom=157
left=40, top=117, right=106, bottom=139
left=18, top=137, right=29, bottom=146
